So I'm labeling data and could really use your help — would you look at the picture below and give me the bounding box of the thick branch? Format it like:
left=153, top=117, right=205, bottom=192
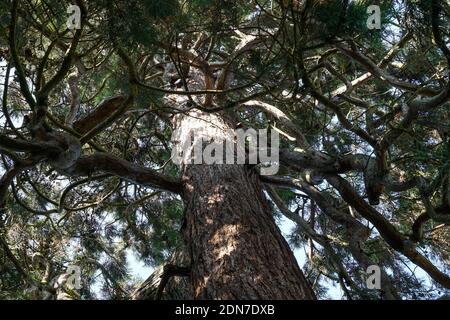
left=335, top=42, right=438, bottom=97
left=0, top=135, right=62, bottom=155
left=8, top=0, right=36, bottom=109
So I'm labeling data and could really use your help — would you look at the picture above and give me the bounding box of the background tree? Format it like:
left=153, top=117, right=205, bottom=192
left=0, top=0, right=449, bottom=299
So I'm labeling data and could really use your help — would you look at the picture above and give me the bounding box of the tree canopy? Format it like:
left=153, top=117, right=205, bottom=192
left=0, top=0, right=449, bottom=300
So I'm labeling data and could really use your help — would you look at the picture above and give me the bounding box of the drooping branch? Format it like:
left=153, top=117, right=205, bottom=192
left=325, top=174, right=450, bottom=290
left=263, top=176, right=400, bottom=299
left=261, top=175, right=370, bottom=239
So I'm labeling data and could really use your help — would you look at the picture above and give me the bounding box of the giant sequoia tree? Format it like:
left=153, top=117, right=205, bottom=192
left=0, top=0, right=449, bottom=300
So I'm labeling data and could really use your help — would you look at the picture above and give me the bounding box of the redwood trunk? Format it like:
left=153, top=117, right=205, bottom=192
left=174, top=110, right=316, bottom=299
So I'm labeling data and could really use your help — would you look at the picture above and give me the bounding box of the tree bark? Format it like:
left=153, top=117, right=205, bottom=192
left=131, top=246, right=193, bottom=300
left=172, top=110, right=316, bottom=299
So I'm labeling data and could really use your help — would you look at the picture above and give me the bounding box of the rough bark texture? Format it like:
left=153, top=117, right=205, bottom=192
left=173, top=110, right=316, bottom=300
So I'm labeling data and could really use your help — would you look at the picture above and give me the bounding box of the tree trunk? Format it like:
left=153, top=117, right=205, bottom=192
left=172, top=110, right=316, bottom=299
